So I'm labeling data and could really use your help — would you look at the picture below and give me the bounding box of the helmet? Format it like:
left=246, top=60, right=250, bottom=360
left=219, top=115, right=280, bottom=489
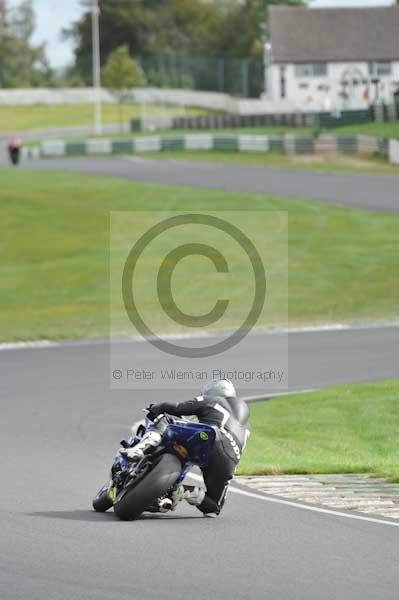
left=201, top=378, right=236, bottom=402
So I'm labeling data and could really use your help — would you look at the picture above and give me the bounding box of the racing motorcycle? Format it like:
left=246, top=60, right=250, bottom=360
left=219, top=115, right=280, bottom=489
left=92, top=410, right=215, bottom=520
left=8, top=137, right=22, bottom=166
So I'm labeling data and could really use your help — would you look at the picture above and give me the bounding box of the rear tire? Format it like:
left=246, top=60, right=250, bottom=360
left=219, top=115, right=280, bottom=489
left=113, top=453, right=182, bottom=521
left=92, top=484, right=113, bottom=512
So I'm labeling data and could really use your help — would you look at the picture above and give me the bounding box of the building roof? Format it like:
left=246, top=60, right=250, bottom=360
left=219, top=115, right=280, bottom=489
left=269, top=5, right=399, bottom=64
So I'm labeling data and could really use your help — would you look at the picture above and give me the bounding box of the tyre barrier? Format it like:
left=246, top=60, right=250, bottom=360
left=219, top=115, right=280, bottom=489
left=22, top=134, right=398, bottom=165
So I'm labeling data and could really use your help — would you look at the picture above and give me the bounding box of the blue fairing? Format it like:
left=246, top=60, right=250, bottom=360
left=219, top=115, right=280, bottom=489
left=163, top=421, right=216, bottom=468
left=112, top=418, right=216, bottom=494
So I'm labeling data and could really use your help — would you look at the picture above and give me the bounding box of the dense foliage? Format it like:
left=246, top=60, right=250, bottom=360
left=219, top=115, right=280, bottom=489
left=0, top=0, right=301, bottom=93
left=64, top=0, right=301, bottom=95
left=102, top=44, right=146, bottom=91
left=0, top=0, right=53, bottom=87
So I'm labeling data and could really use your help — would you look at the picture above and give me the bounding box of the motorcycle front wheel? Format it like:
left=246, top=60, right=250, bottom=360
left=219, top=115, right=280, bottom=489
left=113, top=453, right=182, bottom=521
left=92, top=483, right=114, bottom=512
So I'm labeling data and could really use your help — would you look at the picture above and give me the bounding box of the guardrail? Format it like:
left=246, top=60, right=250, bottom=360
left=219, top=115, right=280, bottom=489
left=22, top=134, right=398, bottom=165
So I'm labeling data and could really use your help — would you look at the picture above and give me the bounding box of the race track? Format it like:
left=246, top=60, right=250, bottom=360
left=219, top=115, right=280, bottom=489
left=19, top=154, right=399, bottom=215
left=1, top=156, right=399, bottom=599
left=1, top=327, right=399, bottom=600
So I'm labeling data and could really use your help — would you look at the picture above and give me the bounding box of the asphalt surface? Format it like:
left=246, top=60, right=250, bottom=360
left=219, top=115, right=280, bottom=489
left=15, top=154, right=399, bottom=215
left=2, top=154, right=399, bottom=598
left=1, top=327, right=399, bottom=600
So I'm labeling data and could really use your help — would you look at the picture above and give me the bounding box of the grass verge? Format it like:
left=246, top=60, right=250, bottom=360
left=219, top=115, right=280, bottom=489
left=18, top=120, right=399, bottom=140
left=23, top=125, right=314, bottom=146
left=239, top=379, right=399, bottom=482
left=334, top=120, right=399, bottom=139
left=0, top=103, right=208, bottom=132
left=136, top=150, right=399, bottom=175
left=1, top=169, right=399, bottom=341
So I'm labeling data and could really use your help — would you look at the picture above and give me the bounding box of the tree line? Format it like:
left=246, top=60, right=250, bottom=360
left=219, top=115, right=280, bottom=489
left=0, top=0, right=53, bottom=87
left=65, top=0, right=300, bottom=96
left=0, top=0, right=301, bottom=92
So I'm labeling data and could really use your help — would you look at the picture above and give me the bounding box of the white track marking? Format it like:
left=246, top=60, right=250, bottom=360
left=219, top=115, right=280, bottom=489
left=242, top=388, right=319, bottom=402
left=229, top=486, right=399, bottom=528
left=187, top=473, right=399, bottom=528
left=0, top=340, right=59, bottom=351
left=0, top=320, right=398, bottom=352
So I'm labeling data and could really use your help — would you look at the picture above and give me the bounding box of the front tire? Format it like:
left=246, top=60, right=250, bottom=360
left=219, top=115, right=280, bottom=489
left=92, top=483, right=114, bottom=512
left=113, top=453, right=182, bottom=521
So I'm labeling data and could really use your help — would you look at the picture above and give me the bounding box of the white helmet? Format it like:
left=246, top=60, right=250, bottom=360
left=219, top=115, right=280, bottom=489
left=202, top=378, right=236, bottom=402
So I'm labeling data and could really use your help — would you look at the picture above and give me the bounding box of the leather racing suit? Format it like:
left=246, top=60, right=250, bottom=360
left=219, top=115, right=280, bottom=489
left=150, top=394, right=250, bottom=515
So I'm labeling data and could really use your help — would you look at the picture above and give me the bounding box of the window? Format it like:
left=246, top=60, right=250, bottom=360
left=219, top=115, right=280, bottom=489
left=368, top=62, right=392, bottom=77
left=295, top=63, right=327, bottom=78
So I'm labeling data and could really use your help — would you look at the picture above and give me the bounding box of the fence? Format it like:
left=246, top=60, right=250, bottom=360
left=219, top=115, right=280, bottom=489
left=24, top=133, right=393, bottom=162
left=137, top=53, right=264, bottom=98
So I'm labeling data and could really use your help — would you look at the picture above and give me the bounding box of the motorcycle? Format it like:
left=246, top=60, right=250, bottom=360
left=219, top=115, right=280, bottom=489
left=8, top=138, right=22, bottom=166
left=92, top=410, right=216, bottom=520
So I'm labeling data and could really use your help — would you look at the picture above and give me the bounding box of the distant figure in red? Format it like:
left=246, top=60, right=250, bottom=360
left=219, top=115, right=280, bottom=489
left=8, top=136, right=22, bottom=166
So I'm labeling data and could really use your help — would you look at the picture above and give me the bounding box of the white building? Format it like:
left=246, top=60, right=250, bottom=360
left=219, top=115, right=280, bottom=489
left=266, top=5, right=399, bottom=111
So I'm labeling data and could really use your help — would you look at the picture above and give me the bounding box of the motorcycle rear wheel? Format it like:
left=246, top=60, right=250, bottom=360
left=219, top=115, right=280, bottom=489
left=113, top=453, right=182, bottom=521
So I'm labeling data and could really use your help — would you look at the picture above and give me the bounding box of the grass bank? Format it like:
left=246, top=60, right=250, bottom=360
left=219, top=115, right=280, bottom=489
left=23, top=125, right=313, bottom=146
left=136, top=150, right=398, bottom=175
left=16, top=120, right=399, bottom=140
left=0, top=103, right=207, bottom=132
left=239, top=379, right=399, bottom=482
left=334, top=120, right=399, bottom=139
left=162, top=121, right=399, bottom=139
left=1, top=169, right=399, bottom=341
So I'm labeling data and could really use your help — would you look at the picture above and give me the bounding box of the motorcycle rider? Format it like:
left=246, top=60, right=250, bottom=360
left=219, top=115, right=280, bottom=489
left=121, top=379, right=250, bottom=515
left=8, top=136, right=22, bottom=165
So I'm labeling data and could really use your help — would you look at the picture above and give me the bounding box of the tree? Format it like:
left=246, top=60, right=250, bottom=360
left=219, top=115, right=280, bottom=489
left=65, top=0, right=303, bottom=94
left=0, top=0, right=53, bottom=87
left=213, top=0, right=301, bottom=60
left=102, top=44, right=146, bottom=130
left=10, top=0, right=35, bottom=41
left=63, top=0, right=224, bottom=83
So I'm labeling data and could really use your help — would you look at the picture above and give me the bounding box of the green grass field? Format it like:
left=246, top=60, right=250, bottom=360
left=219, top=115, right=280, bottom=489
left=31, top=121, right=399, bottom=140
left=239, top=379, right=399, bottom=482
left=1, top=169, right=399, bottom=342
left=141, top=119, right=399, bottom=139
left=0, top=103, right=207, bottom=132
left=136, top=150, right=399, bottom=174
left=157, top=121, right=399, bottom=139
left=334, top=120, right=399, bottom=139
left=24, top=125, right=313, bottom=146
left=4, top=101, right=399, bottom=139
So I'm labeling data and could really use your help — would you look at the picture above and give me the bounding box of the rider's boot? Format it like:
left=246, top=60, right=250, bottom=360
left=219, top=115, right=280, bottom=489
left=120, top=430, right=162, bottom=461
left=164, top=485, right=205, bottom=512
left=183, top=485, right=206, bottom=506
